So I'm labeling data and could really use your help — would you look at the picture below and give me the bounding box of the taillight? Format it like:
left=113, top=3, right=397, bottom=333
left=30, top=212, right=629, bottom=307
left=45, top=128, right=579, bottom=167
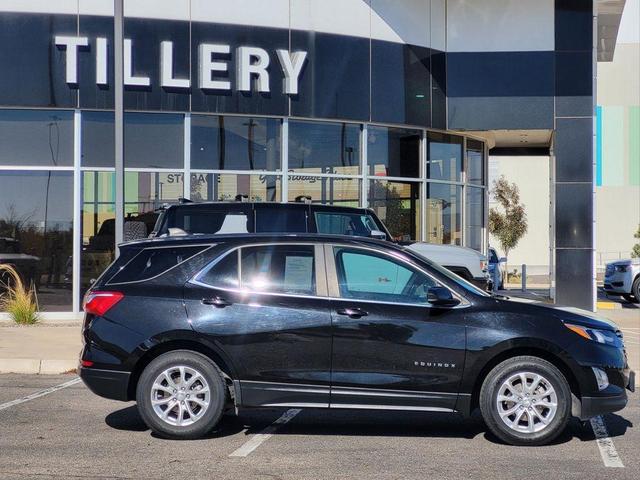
left=83, top=291, right=124, bottom=316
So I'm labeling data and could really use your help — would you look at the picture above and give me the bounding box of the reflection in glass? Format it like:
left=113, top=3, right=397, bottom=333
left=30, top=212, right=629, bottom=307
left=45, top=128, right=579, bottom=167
left=0, top=171, right=73, bottom=310
left=368, top=180, right=420, bottom=241
left=466, top=139, right=484, bottom=185
left=125, top=113, right=184, bottom=169
left=288, top=120, right=360, bottom=175
left=81, top=172, right=115, bottom=297
left=191, top=115, right=281, bottom=171
left=0, top=110, right=73, bottom=167
left=427, top=132, right=463, bottom=182
left=190, top=173, right=281, bottom=202
left=82, top=111, right=115, bottom=168
left=124, top=172, right=181, bottom=233
left=466, top=186, right=484, bottom=252
left=427, top=183, right=462, bottom=246
left=288, top=176, right=360, bottom=206
left=368, top=126, right=420, bottom=178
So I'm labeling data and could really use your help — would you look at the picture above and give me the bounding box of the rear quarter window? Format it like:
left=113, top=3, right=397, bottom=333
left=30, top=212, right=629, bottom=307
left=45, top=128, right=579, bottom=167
left=107, top=245, right=209, bottom=284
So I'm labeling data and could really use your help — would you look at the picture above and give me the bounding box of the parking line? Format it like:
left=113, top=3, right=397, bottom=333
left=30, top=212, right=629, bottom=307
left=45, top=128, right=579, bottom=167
left=590, top=416, right=624, bottom=468
left=229, top=408, right=301, bottom=458
left=0, top=377, right=81, bottom=412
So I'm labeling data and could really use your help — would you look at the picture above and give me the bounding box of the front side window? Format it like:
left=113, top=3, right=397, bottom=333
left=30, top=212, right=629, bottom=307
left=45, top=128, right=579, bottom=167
left=334, top=248, right=437, bottom=304
left=315, top=212, right=380, bottom=237
left=241, top=245, right=316, bottom=295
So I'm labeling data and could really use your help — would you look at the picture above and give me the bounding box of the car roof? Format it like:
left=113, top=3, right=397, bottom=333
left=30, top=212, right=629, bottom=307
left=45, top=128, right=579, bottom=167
left=162, top=201, right=373, bottom=214
left=119, top=232, right=398, bottom=251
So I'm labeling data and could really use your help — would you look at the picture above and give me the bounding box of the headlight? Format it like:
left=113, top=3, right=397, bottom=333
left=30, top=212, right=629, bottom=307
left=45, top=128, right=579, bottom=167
left=565, top=323, right=621, bottom=346
left=615, top=265, right=629, bottom=273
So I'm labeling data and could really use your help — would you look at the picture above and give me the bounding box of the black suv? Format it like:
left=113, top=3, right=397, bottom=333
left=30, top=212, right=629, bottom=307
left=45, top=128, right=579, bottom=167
left=150, top=200, right=390, bottom=240
left=79, top=234, right=634, bottom=445
left=149, top=200, right=487, bottom=287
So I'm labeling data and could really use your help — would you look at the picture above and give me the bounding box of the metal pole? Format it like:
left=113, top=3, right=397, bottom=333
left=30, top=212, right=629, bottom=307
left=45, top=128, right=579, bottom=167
left=114, top=0, right=125, bottom=253
left=522, top=264, right=527, bottom=292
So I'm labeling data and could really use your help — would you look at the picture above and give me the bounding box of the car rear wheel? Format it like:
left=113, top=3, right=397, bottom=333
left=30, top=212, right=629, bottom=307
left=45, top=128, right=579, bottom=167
left=480, top=356, right=571, bottom=446
left=136, top=350, right=226, bottom=439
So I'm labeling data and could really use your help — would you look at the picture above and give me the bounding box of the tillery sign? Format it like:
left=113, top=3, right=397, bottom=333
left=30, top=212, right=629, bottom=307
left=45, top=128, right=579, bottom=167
left=54, top=36, right=307, bottom=94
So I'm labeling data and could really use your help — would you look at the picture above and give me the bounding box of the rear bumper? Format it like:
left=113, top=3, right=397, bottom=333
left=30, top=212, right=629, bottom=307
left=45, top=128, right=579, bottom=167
left=79, top=366, right=130, bottom=401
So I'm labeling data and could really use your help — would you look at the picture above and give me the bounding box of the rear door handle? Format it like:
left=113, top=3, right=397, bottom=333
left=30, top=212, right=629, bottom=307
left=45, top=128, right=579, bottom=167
left=202, top=296, right=232, bottom=308
left=336, top=307, right=368, bottom=319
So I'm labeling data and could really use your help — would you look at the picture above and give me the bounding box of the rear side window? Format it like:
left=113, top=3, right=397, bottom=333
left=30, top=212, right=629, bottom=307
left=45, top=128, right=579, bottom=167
left=166, top=207, right=251, bottom=235
left=240, top=245, right=315, bottom=295
left=255, top=206, right=307, bottom=233
left=197, top=250, right=239, bottom=288
left=108, top=245, right=208, bottom=284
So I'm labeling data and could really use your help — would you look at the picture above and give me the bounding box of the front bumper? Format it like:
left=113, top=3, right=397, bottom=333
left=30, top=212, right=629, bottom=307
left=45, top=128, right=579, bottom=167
left=577, top=369, right=635, bottom=420
left=79, top=366, right=130, bottom=401
left=603, top=271, right=633, bottom=294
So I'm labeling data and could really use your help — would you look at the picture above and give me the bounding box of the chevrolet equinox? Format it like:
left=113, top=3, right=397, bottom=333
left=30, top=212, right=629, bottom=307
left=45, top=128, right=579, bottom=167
left=79, top=234, right=634, bottom=446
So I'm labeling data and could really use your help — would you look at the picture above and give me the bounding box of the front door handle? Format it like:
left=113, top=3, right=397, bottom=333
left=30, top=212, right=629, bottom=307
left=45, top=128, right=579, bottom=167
left=336, top=307, right=368, bottom=319
left=202, top=296, right=232, bottom=308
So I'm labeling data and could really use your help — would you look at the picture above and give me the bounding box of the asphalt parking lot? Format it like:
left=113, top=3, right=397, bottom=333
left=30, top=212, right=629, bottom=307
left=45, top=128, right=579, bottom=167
left=1, top=318, right=638, bottom=480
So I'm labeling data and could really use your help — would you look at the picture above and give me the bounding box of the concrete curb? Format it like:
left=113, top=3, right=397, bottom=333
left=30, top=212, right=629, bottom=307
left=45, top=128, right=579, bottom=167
left=0, top=359, right=77, bottom=374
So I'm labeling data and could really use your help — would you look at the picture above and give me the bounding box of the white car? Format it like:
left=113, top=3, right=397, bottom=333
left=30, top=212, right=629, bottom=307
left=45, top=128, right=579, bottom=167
left=406, top=243, right=489, bottom=290
left=604, top=259, right=640, bottom=303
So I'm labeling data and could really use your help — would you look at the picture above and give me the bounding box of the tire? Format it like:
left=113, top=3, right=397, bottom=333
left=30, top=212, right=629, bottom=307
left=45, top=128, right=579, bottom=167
left=479, top=356, right=571, bottom=446
left=136, top=350, right=227, bottom=439
left=631, top=277, right=640, bottom=303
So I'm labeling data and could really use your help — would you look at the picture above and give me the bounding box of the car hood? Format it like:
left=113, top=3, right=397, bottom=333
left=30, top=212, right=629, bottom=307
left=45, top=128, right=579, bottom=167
left=498, top=296, right=619, bottom=332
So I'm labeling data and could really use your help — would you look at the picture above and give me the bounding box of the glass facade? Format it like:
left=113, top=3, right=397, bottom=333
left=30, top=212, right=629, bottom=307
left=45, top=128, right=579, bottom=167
left=1, top=108, right=486, bottom=314
left=0, top=171, right=73, bottom=311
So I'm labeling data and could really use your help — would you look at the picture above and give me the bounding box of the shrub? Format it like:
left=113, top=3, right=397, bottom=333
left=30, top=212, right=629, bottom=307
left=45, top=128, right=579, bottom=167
left=0, top=264, right=39, bottom=325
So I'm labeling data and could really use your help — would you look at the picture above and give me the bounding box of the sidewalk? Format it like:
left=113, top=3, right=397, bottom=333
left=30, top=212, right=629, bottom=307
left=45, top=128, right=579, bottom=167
left=0, top=323, right=81, bottom=374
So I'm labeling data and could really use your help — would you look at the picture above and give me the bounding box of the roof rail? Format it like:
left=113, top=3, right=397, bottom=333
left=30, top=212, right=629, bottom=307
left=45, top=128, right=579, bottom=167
left=178, top=197, right=193, bottom=204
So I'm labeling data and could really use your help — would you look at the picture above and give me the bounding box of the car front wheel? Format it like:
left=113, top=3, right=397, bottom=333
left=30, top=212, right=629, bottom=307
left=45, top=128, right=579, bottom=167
left=136, top=350, right=227, bottom=439
left=480, top=356, right=571, bottom=446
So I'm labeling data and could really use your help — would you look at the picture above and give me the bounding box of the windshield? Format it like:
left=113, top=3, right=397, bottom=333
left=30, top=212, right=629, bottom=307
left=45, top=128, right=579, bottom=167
left=403, top=247, right=491, bottom=297
left=315, top=212, right=385, bottom=238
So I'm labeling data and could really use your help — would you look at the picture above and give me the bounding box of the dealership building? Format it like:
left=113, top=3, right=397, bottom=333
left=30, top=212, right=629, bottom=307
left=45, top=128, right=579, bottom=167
left=0, top=0, right=625, bottom=317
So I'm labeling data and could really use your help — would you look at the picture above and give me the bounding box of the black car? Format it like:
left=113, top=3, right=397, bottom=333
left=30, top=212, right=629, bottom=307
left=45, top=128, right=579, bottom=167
left=150, top=199, right=391, bottom=240
left=79, top=234, right=634, bottom=446
left=150, top=199, right=487, bottom=287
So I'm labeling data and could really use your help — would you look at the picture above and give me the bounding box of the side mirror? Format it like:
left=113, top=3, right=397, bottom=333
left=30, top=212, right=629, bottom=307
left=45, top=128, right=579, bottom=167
left=427, top=286, right=461, bottom=308
left=499, top=257, right=507, bottom=263
left=370, top=229, right=387, bottom=240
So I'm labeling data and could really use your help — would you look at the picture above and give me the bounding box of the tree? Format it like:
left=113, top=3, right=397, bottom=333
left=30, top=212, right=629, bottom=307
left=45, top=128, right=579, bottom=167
left=488, top=176, right=528, bottom=284
left=632, top=225, right=640, bottom=258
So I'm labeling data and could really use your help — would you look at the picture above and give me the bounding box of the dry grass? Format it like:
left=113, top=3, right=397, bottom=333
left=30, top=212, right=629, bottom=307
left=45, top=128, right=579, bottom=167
left=0, top=264, right=40, bottom=325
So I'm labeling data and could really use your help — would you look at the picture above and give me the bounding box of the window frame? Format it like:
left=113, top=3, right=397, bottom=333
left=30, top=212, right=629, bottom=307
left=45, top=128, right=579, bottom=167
left=190, top=242, right=328, bottom=298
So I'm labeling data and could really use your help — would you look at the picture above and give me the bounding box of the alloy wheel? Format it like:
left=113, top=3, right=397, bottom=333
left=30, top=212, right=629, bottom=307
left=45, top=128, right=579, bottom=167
left=496, top=371, right=558, bottom=434
left=150, top=365, right=211, bottom=427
